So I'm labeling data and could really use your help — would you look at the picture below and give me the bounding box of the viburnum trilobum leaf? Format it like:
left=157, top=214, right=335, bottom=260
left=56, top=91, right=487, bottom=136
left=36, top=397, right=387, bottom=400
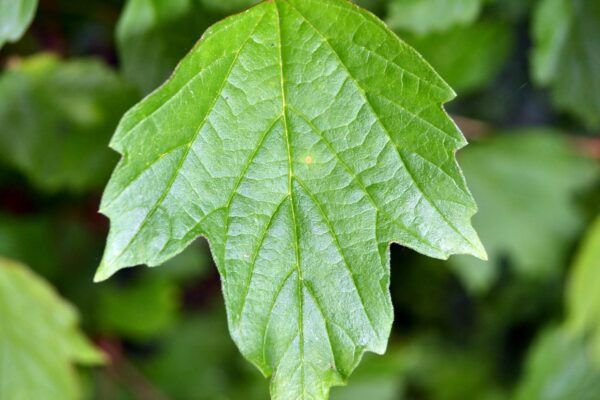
left=95, top=0, right=485, bottom=398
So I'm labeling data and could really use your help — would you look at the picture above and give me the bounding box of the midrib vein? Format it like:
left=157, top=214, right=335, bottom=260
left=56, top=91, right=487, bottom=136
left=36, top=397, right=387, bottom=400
left=273, top=0, right=306, bottom=395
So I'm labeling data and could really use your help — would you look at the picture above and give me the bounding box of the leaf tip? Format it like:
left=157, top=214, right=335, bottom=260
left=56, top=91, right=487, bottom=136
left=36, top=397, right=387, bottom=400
left=93, top=260, right=115, bottom=283
left=470, top=236, right=488, bottom=261
left=92, top=271, right=107, bottom=283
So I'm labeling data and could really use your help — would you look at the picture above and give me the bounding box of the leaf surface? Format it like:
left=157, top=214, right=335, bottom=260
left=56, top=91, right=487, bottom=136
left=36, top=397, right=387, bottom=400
left=0, top=0, right=37, bottom=48
left=531, top=0, right=600, bottom=128
left=96, top=0, right=484, bottom=397
left=0, top=258, right=104, bottom=400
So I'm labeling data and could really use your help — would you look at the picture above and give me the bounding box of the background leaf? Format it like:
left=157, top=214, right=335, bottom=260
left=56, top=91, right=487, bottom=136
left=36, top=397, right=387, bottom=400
left=450, top=130, right=598, bottom=293
left=531, top=0, right=600, bottom=128
left=117, top=0, right=214, bottom=94
left=386, top=0, right=482, bottom=36
left=96, top=276, right=180, bottom=341
left=514, top=326, right=600, bottom=400
left=399, top=20, right=512, bottom=94
left=95, top=241, right=209, bottom=341
left=0, top=54, right=137, bottom=192
left=0, top=0, right=38, bottom=49
left=0, top=258, right=104, bottom=400
left=141, top=309, right=269, bottom=400
left=397, top=337, right=506, bottom=400
left=567, top=215, right=600, bottom=364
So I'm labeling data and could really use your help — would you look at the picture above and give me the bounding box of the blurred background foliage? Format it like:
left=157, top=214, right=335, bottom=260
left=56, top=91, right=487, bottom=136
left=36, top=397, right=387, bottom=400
left=0, top=0, right=599, bottom=399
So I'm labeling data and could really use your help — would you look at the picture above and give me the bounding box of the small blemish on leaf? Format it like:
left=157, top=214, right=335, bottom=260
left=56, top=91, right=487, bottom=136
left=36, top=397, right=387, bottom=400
left=304, top=155, right=313, bottom=165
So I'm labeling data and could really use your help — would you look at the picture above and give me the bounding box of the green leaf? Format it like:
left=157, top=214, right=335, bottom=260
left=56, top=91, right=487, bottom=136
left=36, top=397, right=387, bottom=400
left=386, top=0, right=482, bottom=36
left=401, top=20, right=512, bottom=94
left=96, top=0, right=485, bottom=397
left=450, top=130, right=598, bottom=293
left=531, top=0, right=600, bottom=129
left=0, top=54, right=137, bottom=192
left=567, top=215, right=600, bottom=364
left=0, top=0, right=37, bottom=49
left=515, top=326, right=600, bottom=400
left=116, top=0, right=215, bottom=94
left=0, top=258, right=104, bottom=400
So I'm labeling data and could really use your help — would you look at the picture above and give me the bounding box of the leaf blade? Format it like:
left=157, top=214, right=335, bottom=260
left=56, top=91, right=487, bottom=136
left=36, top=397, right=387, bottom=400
left=0, top=258, right=104, bottom=400
left=96, top=0, right=485, bottom=397
left=567, top=215, right=600, bottom=363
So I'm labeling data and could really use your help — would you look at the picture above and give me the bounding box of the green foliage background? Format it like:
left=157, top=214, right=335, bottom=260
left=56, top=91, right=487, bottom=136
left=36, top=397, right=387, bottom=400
left=0, top=0, right=599, bottom=399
